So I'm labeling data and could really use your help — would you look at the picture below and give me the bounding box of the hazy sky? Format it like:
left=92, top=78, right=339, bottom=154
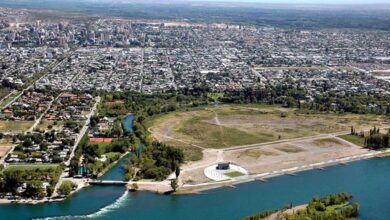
left=94, top=0, right=390, bottom=4
left=191, top=0, right=390, bottom=3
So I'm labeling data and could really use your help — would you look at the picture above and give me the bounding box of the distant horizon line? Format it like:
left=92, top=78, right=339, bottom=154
left=1, top=0, right=390, bottom=7
left=82, top=0, right=390, bottom=5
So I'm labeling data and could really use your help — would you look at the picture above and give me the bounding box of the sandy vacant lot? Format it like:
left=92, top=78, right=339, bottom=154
left=224, top=137, right=366, bottom=174
left=179, top=136, right=370, bottom=185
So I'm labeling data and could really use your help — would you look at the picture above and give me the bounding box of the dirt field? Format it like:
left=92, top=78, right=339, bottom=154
left=224, top=137, right=365, bottom=173
left=178, top=136, right=369, bottom=185
left=148, top=105, right=389, bottom=149
left=0, top=144, right=13, bottom=159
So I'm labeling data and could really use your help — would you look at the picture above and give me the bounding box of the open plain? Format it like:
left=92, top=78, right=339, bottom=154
left=147, top=105, right=390, bottom=186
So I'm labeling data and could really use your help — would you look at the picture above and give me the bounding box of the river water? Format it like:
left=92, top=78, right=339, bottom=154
left=1, top=115, right=390, bottom=219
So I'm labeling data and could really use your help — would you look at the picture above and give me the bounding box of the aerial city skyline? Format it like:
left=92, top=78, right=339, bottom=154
left=0, top=1, right=389, bottom=220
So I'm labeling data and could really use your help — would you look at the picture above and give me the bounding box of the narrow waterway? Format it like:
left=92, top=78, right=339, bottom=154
left=1, top=115, right=390, bottom=219
left=122, top=114, right=135, bottom=133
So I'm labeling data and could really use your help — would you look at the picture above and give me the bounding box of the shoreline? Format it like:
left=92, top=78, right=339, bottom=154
left=175, top=148, right=390, bottom=194
left=0, top=181, right=89, bottom=205
left=0, top=153, right=129, bottom=205
left=1, top=149, right=389, bottom=204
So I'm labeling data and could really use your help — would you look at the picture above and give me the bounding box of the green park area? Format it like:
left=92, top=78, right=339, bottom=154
left=4, top=164, right=59, bottom=172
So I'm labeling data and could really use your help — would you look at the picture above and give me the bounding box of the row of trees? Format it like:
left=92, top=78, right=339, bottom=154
left=365, top=128, right=390, bottom=150
left=350, top=126, right=390, bottom=150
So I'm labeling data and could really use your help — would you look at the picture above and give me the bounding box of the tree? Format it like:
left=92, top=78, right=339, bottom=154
left=57, top=181, right=76, bottom=196
left=22, top=139, right=33, bottom=148
left=24, top=180, right=46, bottom=199
left=40, top=142, right=49, bottom=151
left=2, top=170, right=23, bottom=194
left=175, top=166, right=180, bottom=178
left=170, top=178, right=178, bottom=192
left=90, top=116, right=100, bottom=128
left=69, top=157, right=80, bottom=177
left=124, top=166, right=135, bottom=181
left=130, top=183, right=138, bottom=192
left=46, top=185, right=55, bottom=197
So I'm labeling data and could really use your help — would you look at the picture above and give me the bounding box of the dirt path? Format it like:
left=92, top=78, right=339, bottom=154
left=148, top=126, right=205, bottom=150
left=265, top=204, right=307, bottom=220
left=213, top=111, right=227, bottom=147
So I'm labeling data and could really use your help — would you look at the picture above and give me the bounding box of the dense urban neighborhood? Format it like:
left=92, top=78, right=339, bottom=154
left=0, top=5, right=389, bottom=213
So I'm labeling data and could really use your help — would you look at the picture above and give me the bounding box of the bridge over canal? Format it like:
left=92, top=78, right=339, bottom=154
left=89, top=180, right=128, bottom=186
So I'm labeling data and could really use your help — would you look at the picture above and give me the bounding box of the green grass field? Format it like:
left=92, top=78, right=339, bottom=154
left=0, top=90, right=19, bottom=109
left=4, top=164, right=59, bottom=172
left=276, top=145, right=304, bottom=153
left=224, top=171, right=245, bottom=178
left=314, top=138, right=342, bottom=145
left=148, top=104, right=387, bottom=149
left=339, top=135, right=365, bottom=147
left=36, top=120, right=64, bottom=130
left=0, top=121, right=34, bottom=133
left=0, top=88, right=12, bottom=100
left=207, top=93, right=224, bottom=101
left=163, top=140, right=203, bottom=161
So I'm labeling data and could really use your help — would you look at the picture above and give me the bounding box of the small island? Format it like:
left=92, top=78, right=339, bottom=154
left=243, top=193, right=359, bottom=220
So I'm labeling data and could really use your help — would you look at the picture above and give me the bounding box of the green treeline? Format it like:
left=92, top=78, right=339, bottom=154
left=100, top=86, right=390, bottom=118
left=222, top=87, right=390, bottom=115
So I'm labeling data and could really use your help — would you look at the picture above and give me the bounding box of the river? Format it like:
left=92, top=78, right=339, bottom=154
left=1, top=115, right=390, bottom=219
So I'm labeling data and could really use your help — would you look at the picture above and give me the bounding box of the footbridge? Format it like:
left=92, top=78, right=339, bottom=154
left=88, top=180, right=128, bottom=186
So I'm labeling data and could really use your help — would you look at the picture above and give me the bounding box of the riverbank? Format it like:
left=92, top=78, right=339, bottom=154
left=179, top=148, right=389, bottom=193
left=126, top=148, right=390, bottom=195
left=0, top=180, right=89, bottom=205
left=0, top=152, right=130, bottom=205
left=2, top=153, right=390, bottom=220
left=97, top=152, right=130, bottom=178
left=2, top=140, right=388, bottom=204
